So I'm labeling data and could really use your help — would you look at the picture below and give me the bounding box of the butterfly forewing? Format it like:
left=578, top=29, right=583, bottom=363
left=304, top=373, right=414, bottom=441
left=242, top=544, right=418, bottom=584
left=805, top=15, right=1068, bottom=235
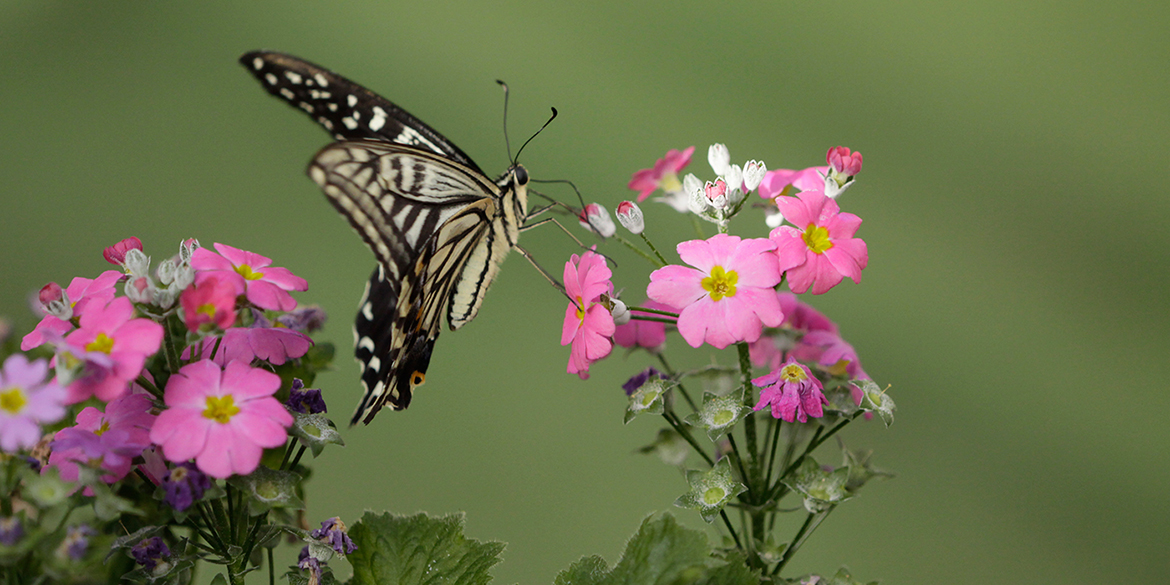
left=240, top=51, right=483, bottom=174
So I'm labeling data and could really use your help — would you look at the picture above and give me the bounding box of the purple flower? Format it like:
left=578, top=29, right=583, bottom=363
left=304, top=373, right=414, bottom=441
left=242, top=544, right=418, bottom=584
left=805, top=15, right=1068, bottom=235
left=298, top=546, right=324, bottom=585
left=48, top=393, right=156, bottom=486
left=277, top=306, right=327, bottom=332
left=287, top=379, right=327, bottom=414
left=311, top=517, right=356, bottom=555
left=752, top=358, right=827, bottom=423
left=59, top=525, right=94, bottom=561
left=0, top=354, right=67, bottom=453
left=130, top=536, right=171, bottom=570
left=622, top=367, right=667, bottom=396
left=162, top=462, right=212, bottom=511
left=0, top=517, right=23, bottom=546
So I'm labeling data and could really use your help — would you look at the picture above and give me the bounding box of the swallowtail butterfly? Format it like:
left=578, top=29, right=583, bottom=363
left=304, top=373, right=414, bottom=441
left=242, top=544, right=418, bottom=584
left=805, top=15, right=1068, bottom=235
left=241, top=51, right=532, bottom=425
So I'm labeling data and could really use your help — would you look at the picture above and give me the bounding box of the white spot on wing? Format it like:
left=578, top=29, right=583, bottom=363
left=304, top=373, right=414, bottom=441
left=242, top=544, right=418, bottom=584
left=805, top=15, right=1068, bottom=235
left=370, top=106, right=387, bottom=131
left=358, top=336, right=375, bottom=352
left=285, top=71, right=302, bottom=84
left=280, top=88, right=295, bottom=100
left=342, top=117, right=358, bottom=130
left=361, top=302, right=374, bottom=321
left=314, top=73, right=328, bottom=87
left=265, top=73, right=278, bottom=85
left=367, top=356, right=381, bottom=372
left=327, top=103, right=338, bottom=112
left=252, top=57, right=264, bottom=70
left=347, top=94, right=358, bottom=107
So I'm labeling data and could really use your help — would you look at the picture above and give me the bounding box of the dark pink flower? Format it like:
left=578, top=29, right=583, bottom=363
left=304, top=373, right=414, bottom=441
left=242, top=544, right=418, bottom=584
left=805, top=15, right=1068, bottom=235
left=613, top=300, right=674, bottom=352
left=21, top=271, right=122, bottom=351
left=826, top=146, right=862, bottom=179
left=646, top=234, right=784, bottom=349
left=191, top=243, right=307, bottom=311
left=794, top=330, right=869, bottom=381
left=184, top=327, right=312, bottom=366
left=62, top=297, right=163, bottom=403
left=48, top=393, right=155, bottom=485
left=150, top=360, right=292, bottom=478
left=561, top=250, right=615, bottom=380
left=770, top=190, right=868, bottom=295
left=629, top=146, right=695, bottom=201
left=103, top=237, right=143, bottom=266
left=752, top=358, right=827, bottom=423
left=750, top=292, right=842, bottom=370
left=180, top=276, right=237, bottom=332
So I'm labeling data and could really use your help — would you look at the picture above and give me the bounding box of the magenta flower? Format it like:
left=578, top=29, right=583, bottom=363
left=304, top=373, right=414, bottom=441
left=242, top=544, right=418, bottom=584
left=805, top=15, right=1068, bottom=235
left=750, top=292, right=842, bottom=370
left=629, top=146, right=695, bottom=201
left=647, top=234, right=784, bottom=349
left=49, top=393, right=155, bottom=485
left=561, top=250, right=615, bottom=380
left=191, top=243, right=307, bottom=312
left=150, top=360, right=292, bottom=478
left=752, top=358, right=827, bottom=423
left=21, top=271, right=122, bottom=351
left=102, top=237, right=144, bottom=267
left=770, top=190, right=868, bottom=295
left=613, top=300, right=674, bottom=352
left=61, top=297, right=163, bottom=403
left=180, top=276, right=237, bottom=332
left=757, top=166, right=828, bottom=200
left=0, top=355, right=67, bottom=452
left=827, top=146, right=863, bottom=178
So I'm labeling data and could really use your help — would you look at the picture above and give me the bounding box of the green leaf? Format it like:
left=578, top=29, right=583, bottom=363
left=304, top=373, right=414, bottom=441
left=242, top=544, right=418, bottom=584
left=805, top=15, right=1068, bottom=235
left=553, top=514, right=757, bottom=585
left=347, top=511, right=504, bottom=585
left=781, top=457, right=852, bottom=514
left=288, top=411, right=345, bottom=457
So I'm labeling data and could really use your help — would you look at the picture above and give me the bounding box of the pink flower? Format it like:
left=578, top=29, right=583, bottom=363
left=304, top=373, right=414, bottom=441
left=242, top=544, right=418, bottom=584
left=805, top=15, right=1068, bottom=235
left=49, top=393, right=156, bottom=485
left=793, top=330, right=869, bottom=381
left=0, top=355, right=67, bottom=452
left=150, top=360, right=292, bottom=478
left=757, top=166, right=828, bottom=200
left=770, top=190, right=868, bottom=295
left=103, top=237, right=143, bottom=266
left=629, top=146, right=695, bottom=202
left=561, top=250, right=615, bottom=380
left=181, top=276, right=237, bottom=332
left=21, top=271, right=122, bottom=351
left=62, top=297, right=164, bottom=403
left=646, top=234, right=784, bottom=349
left=827, top=146, right=862, bottom=178
left=752, top=358, right=827, bottom=423
left=613, top=300, right=674, bottom=352
left=184, top=327, right=312, bottom=366
left=191, top=243, right=307, bottom=312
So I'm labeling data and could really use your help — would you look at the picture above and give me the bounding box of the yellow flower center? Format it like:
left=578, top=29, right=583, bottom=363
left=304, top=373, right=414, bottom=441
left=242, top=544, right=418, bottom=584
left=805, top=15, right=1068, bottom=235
left=780, top=363, right=808, bottom=383
left=94, top=420, right=110, bottom=436
left=0, top=387, right=27, bottom=414
left=575, top=296, right=586, bottom=322
left=197, top=303, right=218, bottom=319
left=701, top=266, right=738, bottom=301
left=85, top=332, right=115, bottom=354
left=660, top=172, right=682, bottom=193
left=802, top=224, right=833, bottom=254
left=203, top=395, right=240, bottom=424
left=235, top=264, right=264, bottom=281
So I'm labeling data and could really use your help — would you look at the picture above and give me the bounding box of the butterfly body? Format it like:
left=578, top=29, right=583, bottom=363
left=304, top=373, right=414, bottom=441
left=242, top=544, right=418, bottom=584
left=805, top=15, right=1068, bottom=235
left=242, top=51, right=528, bottom=424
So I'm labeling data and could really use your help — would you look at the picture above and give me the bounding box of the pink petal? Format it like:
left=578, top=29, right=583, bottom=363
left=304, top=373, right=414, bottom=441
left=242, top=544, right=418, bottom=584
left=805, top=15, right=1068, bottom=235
left=257, top=266, right=308, bottom=292
left=774, top=195, right=814, bottom=227
left=231, top=409, right=289, bottom=449
left=826, top=212, right=862, bottom=240
left=675, top=239, right=718, bottom=273
left=561, top=303, right=582, bottom=346
left=725, top=239, right=780, bottom=288
left=245, top=280, right=298, bottom=311
left=21, top=317, right=72, bottom=351
left=195, top=425, right=241, bottom=478
left=809, top=256, right=846, bottom=295
left=824, top=245, right=864, bottom=284
left=152, top=410, right=210, bottom=462
left=647, top=265, right=707, bottom=309
left=221, top=360, right=281, bottom=400
left=111, top=319, right=164, bottom=355
left=213, top=243, right=272, bottom=269
left=191, top=247, right=235, bottom=272
left=784, top=257, right=816, bottom=294
left=165, top=360, right=224, bottom=409
left=770, top=227, right=810, bottom=273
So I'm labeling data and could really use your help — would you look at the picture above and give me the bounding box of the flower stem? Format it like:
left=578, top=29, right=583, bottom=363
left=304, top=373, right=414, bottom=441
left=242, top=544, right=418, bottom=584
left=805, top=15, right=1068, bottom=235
left=638, top=232, right=670, bottom=266
left=735, top=343, right=761, bottom=492
left=771, top=508, right=833, bottom=576
left=135, top=375, right=163, bottom=398
left=765, top=418, right=783, bottom=486
left=613, top=234, right=663, bottom=267
left=626, top=305, right=680, bottom=318
left=720, top=509, right=743, bottom=550
left=628, top=316, right=676, bottom=324
left=662, top=410, right=713, bottom=467
left=725, top=432, right=750, bottom=487
left=656, top=354, right=698, bottom=413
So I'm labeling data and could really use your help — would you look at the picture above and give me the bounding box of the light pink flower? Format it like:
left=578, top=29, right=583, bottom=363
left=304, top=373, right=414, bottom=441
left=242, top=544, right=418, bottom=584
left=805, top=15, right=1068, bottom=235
left=647, top=234, right=783, bottom=349
left=49, top=393, right=156, bottom=485
left=150, top=360, right=292, bottom=478
left=191, top=243, right=307, bottom=312
left=561, top=250, right=615, bottom=380
left=793, top=330, right=869, bottom=381
left=770, top=190, right=868, bottom=295
left=184, top=327, right=312, bottom=366
left=629, top=146, right=695, bottom=201
left=578, top=203, right=616, bottom=238
left=752, top=358, right=827, bottom=423
left=21, top=271, right=122, bottom=351
left=613, top=300, right=674, bottom=352
left=750, top=292, right=841, bottom=370
left=181, top=276, right=237, bottom=332
left=757, top=166, right=828, bottom=200
left=62, top=297, right=163, bottom=403
left=0, top=355, right=67, bottom=452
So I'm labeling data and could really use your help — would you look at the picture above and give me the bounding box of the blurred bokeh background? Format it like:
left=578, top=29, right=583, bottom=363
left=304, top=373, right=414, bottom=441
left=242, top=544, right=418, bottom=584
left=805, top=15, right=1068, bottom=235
left=2, top=1, right=1167, bottom=582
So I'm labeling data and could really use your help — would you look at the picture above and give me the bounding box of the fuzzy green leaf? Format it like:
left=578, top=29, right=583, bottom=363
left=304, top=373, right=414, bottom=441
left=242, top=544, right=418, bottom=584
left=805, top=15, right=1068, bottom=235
left=347, top=512, right=504, bottom=585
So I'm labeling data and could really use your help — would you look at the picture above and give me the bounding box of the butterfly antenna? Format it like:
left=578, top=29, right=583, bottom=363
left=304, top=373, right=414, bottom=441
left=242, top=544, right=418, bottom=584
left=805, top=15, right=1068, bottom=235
left=496, top=80, right=514, bottom=163
left=514, top=107, right=558, bottom=164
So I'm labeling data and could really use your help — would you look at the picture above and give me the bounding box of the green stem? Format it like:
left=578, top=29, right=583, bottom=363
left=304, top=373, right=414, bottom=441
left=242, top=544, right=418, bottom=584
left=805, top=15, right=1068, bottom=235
left=690, top=215, right=706, bottom=239
left=720, top=509, right=743, bottom=550
left=725, top=433, right=750, bottom=486
left=135, top=375, right=163, bottom=399
left=626, top=306, right=680, bottom=318
left=735, top=343, right=760, bottom=492
left=656, top=354, right=698, bottom=413
left=765, top=418, right=783, bottom=486
left=628, top=316, right=676, bottom=324
left=772, top=508, right=833, bottom=576
left=769, top=417, right=854, bottom=500
left=161, top=317, right=180, bottom=374
left=662, top=410, right=714, bottom=467
left=613, top=234, right=662, bottom=267
left=289, top=445, right=308, bottom=470
left=269, top=547, right=275, bottom=585
left=638, top=232, right=670, bottom=266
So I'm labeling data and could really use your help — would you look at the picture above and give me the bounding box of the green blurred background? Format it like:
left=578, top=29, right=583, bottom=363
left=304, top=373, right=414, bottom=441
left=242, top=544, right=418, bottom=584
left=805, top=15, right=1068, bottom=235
left=2, top=1, right=1167, bottom=582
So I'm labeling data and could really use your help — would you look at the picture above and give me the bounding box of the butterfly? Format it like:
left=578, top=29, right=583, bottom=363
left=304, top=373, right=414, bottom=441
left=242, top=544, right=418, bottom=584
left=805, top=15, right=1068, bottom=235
left=241, top=51, right=537, bottom=425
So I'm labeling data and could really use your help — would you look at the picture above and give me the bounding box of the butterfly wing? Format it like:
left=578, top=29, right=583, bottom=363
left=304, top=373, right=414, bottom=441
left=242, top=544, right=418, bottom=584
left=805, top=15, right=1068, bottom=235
left=308, top=140, right=500, bottom=424
left=240, top=50, right=483, bottom=174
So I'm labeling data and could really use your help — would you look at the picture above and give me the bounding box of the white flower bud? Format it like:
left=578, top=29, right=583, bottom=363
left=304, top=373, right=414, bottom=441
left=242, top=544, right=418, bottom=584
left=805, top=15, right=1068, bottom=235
left=156, top=259, right=177, bottom=285
left=123, top=249, right=151, bottom=277
left=611, top=299, right=631, bottom=325
left=615, top=201, right=644, bottom=235
left=707, top=144, right=731, bottom=176
left=579, top=203, right=616, bottom=238
left=742, top=160, right=766, bottom=192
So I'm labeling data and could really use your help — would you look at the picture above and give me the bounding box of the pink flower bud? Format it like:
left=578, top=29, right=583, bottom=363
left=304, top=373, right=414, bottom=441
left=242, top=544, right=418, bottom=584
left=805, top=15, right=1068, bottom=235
left=615, top=201, right=644, bottom=235
left=103, top=237, right=143, bottom=266
left=579, top=203, right=616, bottom=238
left=38, top=282, right=72, bottom=319
left=704, top=179, right=729, bottom=210
left=826, top=146, right=862, bottom=178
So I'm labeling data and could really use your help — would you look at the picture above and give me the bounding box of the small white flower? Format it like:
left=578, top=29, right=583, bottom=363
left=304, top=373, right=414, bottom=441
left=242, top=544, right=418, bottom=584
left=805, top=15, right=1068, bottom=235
left=123, top=249, right=151, bottom=277
left=615, top=201, right=644, bottom=235
left=742, top=160, right=766, bottom=192
left=707, top=143, right=731, bottom=176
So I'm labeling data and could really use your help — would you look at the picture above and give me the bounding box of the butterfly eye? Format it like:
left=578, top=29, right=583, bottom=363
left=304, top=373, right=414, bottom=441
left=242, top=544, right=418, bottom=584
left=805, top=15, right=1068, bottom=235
left=411, top=371, right=426, bottom=387
left=513, top=165, right=529, bottom=186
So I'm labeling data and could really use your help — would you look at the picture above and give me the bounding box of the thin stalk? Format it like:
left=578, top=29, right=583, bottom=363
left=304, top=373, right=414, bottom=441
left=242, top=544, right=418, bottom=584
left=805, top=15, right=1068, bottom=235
left=627, top=316, right=676, bottom=324
left=765, top=418, right=783, bottom=486
left=662, top=411, right=714, bottom=467
left=771, top=509, right=833, bottom=576
left=135, top=375, right=163, bottom=399
left=225, top=484, right=236, bottom=545
left=638, top=232, right=669, bottom=266
left=269, top=547, right=275, bottom=585
left=720, top=510, right=743, bottom=550
left=289, top=445, right=308, bottom=470
left=690, top=215, right=706, bottom=239
left=656, top=354, right=698, bottom=413
left=626, top=305, right=680, bottom=318
left=195, top=504, right=227, bottom=555
left=160, top=318, right=180, bottom=373
left=769, top=417, right=854, bottom=500
left=735, top=343, right=761, bottom=492
left=725, top=433, right=751, bottom=486
left=280, top=439, right=298, bottom=470
left=613, top=234, right=662, bottom=267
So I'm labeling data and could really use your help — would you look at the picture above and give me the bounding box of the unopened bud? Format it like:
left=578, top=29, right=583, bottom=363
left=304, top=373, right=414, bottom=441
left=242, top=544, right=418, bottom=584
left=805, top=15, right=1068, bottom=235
left=38, top=283, right=71, bottom=320
left=579, top=203, right=616, bottom=238
left=615, top=201, right=644, bottom=235
left=103, top=237, right=143, bottom=266
left=742, top=160, right=766, bottom=192
left=707, top=144, right=731, bottom=176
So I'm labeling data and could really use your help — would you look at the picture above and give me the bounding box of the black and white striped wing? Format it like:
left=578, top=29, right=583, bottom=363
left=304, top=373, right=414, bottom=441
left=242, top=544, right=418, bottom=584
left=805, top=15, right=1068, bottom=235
left=240, top=50, right=483, bottom=174
left=308, top=141, right=499, bottom=424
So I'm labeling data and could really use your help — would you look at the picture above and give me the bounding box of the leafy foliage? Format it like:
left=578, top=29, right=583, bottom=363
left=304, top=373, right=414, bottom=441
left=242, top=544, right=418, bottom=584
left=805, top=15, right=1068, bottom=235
left=346, top=512, right=504, bottom=585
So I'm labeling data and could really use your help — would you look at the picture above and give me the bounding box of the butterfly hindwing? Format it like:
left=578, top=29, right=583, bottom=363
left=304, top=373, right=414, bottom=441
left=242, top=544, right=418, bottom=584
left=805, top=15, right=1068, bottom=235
left=240, top=51, right=483, bottom=173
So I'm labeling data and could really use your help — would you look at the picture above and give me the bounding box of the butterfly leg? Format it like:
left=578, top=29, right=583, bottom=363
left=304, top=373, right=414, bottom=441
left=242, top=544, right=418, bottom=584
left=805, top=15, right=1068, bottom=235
left=512, top=243, right=573, bottom=303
